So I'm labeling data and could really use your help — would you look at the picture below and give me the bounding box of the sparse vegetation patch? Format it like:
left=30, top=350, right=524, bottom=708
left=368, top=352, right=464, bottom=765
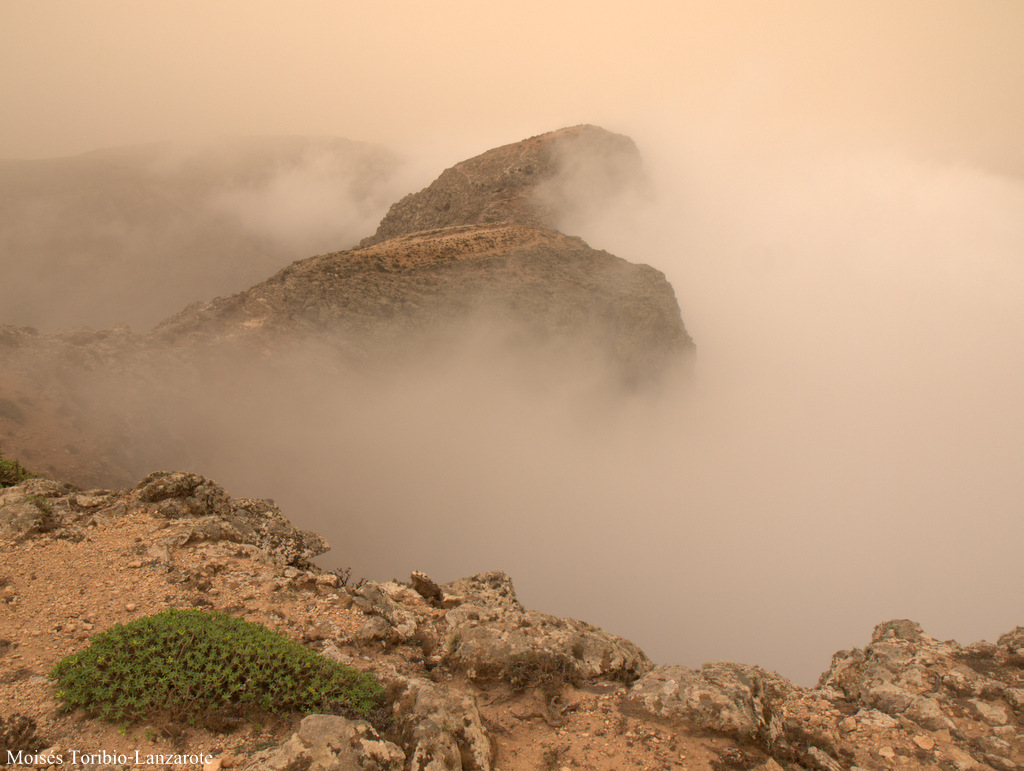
left=49, top=609, right=385, bottom=728
left=0, top=452, right=34, bottom=488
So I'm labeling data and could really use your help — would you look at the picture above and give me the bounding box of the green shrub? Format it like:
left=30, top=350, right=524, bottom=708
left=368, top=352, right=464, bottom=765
left=0, top=452, right=34, bottom=488
left=50, top=609, right=385, bottom=727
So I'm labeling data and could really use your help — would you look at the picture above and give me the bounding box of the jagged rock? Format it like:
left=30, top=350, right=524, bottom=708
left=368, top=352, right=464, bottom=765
left=1003, top=687, right=1024, bottom=713
left=409, top=572, right=461, bottom=610
left=264, top=714, right=404, bottom=771
left=360, top=125, right=643, bottom=246
left=0, top=479, right=87, bottom=540
left=863, top=681, right=917, bottom=715
left=804, top=746, right=844, bottom=771
left=976, top=735, right=1014, bottom=759
left=853, top=709, right=899, bottom=729
left=0, top=471, right=325, bottom=566
left=443, top=572, right=521, bottom=613
left=873, top=619, right=926, bottom=643
left=904, top=696, right=955, bottom=731
left=440, top=571, right=651, bottom=685
left=411, top=571, right=442, bottom=602
left=814, top=618, right=1024, bottom=768
left=627, top=662, right=794, bottom=745
left=386, top=674, right=493, bottom=771
left=997, top=627, right=1024, bottom=651
left=353, top=582, right=418, bottom=638
left=0, top=500, right=55, bottom=541
left=355, top=616, right=401, bottom=646
left=0, top=478, right=75, bottom=505
left=132, top=474, right=327, bottom=566
left=967, top=698, right=1009, bottom=726
left=944, top=664, right=1003, bottom=697
left=136, top=471, right=231, bottom=515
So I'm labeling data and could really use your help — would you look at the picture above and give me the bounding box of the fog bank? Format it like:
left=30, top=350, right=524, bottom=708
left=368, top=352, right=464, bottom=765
left=112, top=127, right=1022, bottom=687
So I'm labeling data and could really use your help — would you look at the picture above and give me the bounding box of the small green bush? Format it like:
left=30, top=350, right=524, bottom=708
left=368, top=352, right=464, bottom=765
left=0, top=452, right=34, bottom=488
left=50, top=609, right=385, bottom=727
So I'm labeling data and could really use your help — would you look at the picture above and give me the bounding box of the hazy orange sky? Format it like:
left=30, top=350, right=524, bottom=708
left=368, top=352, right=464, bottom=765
left=2, top=1, right=1023, bottom=172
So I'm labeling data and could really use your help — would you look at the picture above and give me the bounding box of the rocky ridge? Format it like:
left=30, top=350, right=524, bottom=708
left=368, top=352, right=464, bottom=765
left=1, top=471, right=1020, bottom=770
left=151, top=125, right=691, bottom=379
left=359, top=125, right=643, bottom=246
left=0, top=126, right=693, bottom=490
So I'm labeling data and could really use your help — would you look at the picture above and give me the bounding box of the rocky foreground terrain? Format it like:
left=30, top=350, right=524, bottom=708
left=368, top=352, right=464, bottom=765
left=0, top=471, right=1021, bottom=770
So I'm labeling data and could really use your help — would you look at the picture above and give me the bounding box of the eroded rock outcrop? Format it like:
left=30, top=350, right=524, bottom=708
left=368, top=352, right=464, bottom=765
left=628, top=662, right=794, bottom=745
left=263, top=713, right=405, bottom=771
left=439, top=571, right=653, bottom=687
left=627, top=618, right=1023, bottom=770
left=0, top=471, right=326, bottom=567
left=385, top=674, right=494, bottom=771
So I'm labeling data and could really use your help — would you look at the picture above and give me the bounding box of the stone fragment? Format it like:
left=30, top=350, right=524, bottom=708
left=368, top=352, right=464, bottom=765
left=386, top=674, right=493, bottom=771
left=265, top=714, right=403, bottom=771
left=975, top=736, right=1012, bottom=759
left=864, top=681, right=916, bottom=715
left=904, top=696, right=954, bottom=731
left=353, top=582, right=417, bottom=638
left=355, top=616, right=397, bottom=645
left=854, top=709, right=898, bottom=729
left=997, top=626, right=1024, bottom=651
left=1002, top=687, right=1024, bottom=712
left=943, top=746, right=985, bottom=771
left=410, top=570, right=443, bottom=602
left=912, top=735, right=935, bottom=750
left=967, top=698, right=1008, bottom=726
left=805, top=746, right=844, bottom=771
left=628, top=663, right=792, bottom=744
left=984, top=756, right=1017, bottom=771
left=442, top=571, right=650, bottom=685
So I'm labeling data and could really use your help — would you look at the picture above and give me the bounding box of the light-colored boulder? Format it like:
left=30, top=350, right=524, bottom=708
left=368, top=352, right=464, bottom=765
left=440, top=571, right=651, bottom=686
left=627, top=662, right=793, bottom=745
left=264, top=714, right=403, bottom=771
left=386, top=675, right=493, bottom=771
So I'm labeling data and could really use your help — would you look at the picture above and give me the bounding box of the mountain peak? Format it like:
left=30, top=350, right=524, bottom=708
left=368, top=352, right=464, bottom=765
left=360, top=125, right=642, bottom=247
